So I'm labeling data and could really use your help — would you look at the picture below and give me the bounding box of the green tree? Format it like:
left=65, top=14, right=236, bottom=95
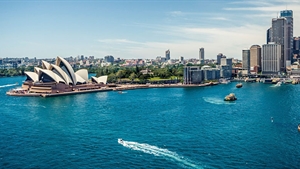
left=129, top=72, right=136, bottom=82
left=107, top=73, right=117, bottom=83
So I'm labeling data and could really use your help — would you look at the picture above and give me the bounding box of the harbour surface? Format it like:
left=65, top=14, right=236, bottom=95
left=1, top=76, right=300, bottom=168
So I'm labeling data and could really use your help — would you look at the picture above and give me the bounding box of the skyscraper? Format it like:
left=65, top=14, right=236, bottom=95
left=216, top=53, right=224, bottom=65
left=199, top=48, right=204, bottom=64
left=250, top=45, right=262, bottom=74
left=165, top=49, right=170, bottom=60
left=271, top=17, right=287, bottom=70
left=262, top=43, right=281, bottom=74
left=267, top=27, right=272, bottom=44
left=280, top=10, right=294, bottom=64
left=267, top=10, right=293, bottom=71
left=293, top=37, right=300, bottom=61
left=242, top=50, right=250, bottom=73
left=280, top=10, right=293, bottom=61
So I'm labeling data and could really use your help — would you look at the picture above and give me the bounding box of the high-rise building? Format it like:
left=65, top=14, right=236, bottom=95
left=262, top=43, right=281, bottom=74
left=267, top=27, right=272, bottom=44
left=199, top=48, right=204, bottom=64
left=180, top=56, right=184, bottom=62
left=268, top=10, right=293, bottom=71
left=271, top=17, right=287, bottom=70
left=165, top=49, right=170, bottom=60
left=216, top=53, right=224, bottom=65
left=280, top=10, right=293, bottom=61
left=293, top=37, right=300, bottom=62
left=293, top=37, right=300, bottom=53
left=104, top=55, right=114, bottom=63
left=242, top=50, right=250, bottom=73
left=250, top=45, right=262, bottom=74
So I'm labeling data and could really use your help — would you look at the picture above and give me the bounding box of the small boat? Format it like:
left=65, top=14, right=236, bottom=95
left=118, top=138, right=123, bottom=144
left=298, top=124, right=300, bottom=132
left=219, top=78, right=230, bottom=84
left=224, top=93, right=237, bottom=101
left=236, top=83, right=243, bottom=88
left=118, top=91, right=123, bottom=94
left=274, top=81, right=282, bottom=87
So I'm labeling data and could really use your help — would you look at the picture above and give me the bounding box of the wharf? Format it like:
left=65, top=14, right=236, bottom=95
left=7, top=88, right=113, bottom=97
left=114, top=82, right=218, bottom=91
left=6, top=82, right=218, bottom=97
left=40, top=88, right=113, bottom=97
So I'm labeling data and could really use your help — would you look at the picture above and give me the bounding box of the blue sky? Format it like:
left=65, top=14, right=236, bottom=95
left=1, top=0, right=300, bottom=60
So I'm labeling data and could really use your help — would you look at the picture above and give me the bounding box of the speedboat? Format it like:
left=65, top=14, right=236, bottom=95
left=224, top=93, right=237, bottom=101
left=236, top=83, right=242, bottom=88
left=274, top=81, right=282, bottom=86
left=118, top=138, right=124, bottom=144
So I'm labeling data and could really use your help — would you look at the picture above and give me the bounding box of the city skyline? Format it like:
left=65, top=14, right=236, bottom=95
left=1, top=0, right=300, bottom=59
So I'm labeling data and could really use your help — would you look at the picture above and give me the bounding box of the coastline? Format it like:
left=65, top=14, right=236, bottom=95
left=6, top=82, right=219, bottom=97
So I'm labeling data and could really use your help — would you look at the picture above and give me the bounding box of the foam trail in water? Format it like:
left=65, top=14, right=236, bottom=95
left=0, top=83, right=18, bottom=88
left=203, top=97, right=235, bottom=105
left=119, top=139, right=203, bottom=169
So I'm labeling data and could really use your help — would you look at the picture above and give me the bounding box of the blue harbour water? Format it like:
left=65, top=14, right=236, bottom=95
left=1, top=76, right=300, bottom=168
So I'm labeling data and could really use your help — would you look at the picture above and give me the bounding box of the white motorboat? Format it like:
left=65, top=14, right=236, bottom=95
left=274, top=81, right=282, bottom=86
left=219, top=78, right=230, bottom=84
left=118, top=138, right=124, bottom=144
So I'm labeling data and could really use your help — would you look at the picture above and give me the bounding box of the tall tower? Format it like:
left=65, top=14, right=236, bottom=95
left=165, top=49, right=170, bottom=60
left=250, top=45, right=262, bottom=74
left=280, top=10, right=293, bottom=63
left=268, top=10, right=293, bottom=71
left=199, top=48, right=204, bottom=64
left=271, top=17, right=287, bottom=70
left=242, top=49, right=250, bottom=73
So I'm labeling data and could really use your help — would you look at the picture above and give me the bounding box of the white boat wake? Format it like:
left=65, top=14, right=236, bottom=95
left=118, top=139, right=203, bottom=169
left=0, top=83, right=18, bottom=88
left=203, top=97, right=235, bottom=105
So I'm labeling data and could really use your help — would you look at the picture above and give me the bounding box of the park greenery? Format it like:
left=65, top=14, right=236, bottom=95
left=0, top=64, right=185, bottom=84
left=0, top=66, right=34, bottom=77
left=94, top=64, right=184, bottom=83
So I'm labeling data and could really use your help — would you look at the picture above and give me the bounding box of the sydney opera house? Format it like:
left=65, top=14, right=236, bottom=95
left=8, top=56, right=108, bottom=96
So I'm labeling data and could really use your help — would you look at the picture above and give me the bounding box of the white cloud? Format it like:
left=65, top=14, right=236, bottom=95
left=210, top=17, right=229, bottom=21
left=97, top=39, right=140, bottom=44
left=168, top=11, right=184, bottom=17
left=94, top=0, right=300, bottom=60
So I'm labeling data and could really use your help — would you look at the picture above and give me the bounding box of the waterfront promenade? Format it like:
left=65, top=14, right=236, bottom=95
left=6, top=82, right=219, bottom=97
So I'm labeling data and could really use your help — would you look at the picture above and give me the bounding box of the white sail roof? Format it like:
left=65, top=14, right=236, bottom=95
left=49, top=64, right=73, bottom=85
left=75, top=73, right=86, bottom=84
left=75, top=69, right=88, bottom=82
left=42, top=60, right=51, bottom=69
left=91, top=75, right=108, bottom=84
left=56, top=56, right=77, bottom=84
left=38, top=69, right=66, bottom=84
left=24, top=71, right=39, bottom=82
